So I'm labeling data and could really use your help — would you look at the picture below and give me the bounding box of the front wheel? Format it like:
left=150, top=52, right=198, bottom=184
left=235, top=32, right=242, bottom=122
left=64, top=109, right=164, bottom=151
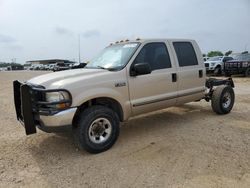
left=214, top=67, right=222, bottom=76
left=74, top=106, right=120, bottom=154
left=211, top=85, right=235, bottom=114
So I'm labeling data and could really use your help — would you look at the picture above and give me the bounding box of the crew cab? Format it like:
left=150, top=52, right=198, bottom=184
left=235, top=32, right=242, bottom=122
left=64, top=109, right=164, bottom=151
left=204, top=56, right=233, bottom=75
left=13, top=39, right=235, bottom=153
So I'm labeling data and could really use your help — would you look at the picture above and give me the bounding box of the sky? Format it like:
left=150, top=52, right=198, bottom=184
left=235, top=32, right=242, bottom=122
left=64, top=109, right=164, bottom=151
left=0, top=0, right=249, bottom=64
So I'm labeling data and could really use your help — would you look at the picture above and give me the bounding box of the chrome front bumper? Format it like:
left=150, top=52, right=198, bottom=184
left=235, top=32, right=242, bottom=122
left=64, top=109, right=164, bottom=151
left=39, top=107, right=77, bottom=127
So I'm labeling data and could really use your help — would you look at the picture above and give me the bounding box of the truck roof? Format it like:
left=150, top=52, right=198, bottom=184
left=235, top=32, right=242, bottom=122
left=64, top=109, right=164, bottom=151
left=110, top=38, right=196, bottom=45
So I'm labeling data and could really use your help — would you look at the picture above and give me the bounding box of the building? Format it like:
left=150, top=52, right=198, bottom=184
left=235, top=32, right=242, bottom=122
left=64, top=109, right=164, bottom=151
left=26, top=59, right=75, bottom=65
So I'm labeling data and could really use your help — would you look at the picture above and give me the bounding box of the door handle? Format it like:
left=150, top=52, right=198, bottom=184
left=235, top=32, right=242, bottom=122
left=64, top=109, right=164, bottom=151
left=199, top=70, right=203, bottom=78
left=172, top=73, right=177, bottom=82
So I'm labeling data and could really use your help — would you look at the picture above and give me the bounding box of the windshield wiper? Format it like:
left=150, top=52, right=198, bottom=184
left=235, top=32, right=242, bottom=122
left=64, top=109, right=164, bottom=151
left=97, top=66, right=108, bottom=70
left=97, top=66, right=118, bottom=71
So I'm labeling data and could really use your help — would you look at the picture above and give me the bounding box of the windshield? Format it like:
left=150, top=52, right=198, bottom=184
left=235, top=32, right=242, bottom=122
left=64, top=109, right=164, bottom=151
left=234, top=54, right=250, bottom=61
left=208, top=56, right=223, bottom=61
left=85, top=43, right=139, bottom=70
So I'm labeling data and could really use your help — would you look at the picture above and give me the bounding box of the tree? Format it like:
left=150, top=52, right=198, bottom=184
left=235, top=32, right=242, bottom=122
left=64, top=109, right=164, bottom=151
left=242, top=51, right=249, bottom=54
left=225, top=50, right=233, bottom=56
left=0, top=62, right=21, bottom=68
left=207, top=51, right=224, bottom=57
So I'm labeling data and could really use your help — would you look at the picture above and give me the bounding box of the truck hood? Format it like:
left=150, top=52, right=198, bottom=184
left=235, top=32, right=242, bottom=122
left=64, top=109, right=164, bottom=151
left=28, top=68, right=108, bottom=88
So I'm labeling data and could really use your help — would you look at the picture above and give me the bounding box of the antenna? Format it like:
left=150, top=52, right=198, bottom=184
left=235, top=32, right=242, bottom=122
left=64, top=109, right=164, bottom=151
left=78, top=34, right=81, bottom=63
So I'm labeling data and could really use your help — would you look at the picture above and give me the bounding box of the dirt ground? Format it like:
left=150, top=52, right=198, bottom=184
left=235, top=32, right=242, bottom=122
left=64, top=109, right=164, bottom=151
left=0, top=71, right=250, bottom=188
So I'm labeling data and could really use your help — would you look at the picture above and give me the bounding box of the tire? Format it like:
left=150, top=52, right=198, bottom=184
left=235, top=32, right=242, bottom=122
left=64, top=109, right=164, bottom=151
left=214, top=67, right=222, bottom=76
left=245, top=68, right=250, bottom=77
left=74, top=105, right=120, bottom=154
left=211, top=85, right=235, bottom=114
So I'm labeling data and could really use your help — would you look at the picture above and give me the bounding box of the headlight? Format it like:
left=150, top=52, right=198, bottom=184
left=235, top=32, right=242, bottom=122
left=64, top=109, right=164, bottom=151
left=46, top=92, right=67, bottom=102
left=211, top=63, right=215, bottom=66
left=46, top=91, right=71, bottom=109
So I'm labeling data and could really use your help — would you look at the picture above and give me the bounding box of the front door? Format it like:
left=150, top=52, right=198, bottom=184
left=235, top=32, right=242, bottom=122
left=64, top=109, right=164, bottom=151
left=127, top=42, right=178, bottom=116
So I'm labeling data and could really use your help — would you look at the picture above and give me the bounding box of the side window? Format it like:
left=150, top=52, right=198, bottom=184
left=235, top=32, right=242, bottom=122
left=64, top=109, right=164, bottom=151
left=225, top=57, right=233, bottom=62
left=134, top=43, right=172, bottom=70
left=173, top=42, right=198, bottom=67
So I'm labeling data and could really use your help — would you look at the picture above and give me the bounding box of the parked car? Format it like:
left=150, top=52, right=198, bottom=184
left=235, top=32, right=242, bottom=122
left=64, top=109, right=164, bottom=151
left=224, top=53, right=250, bottom=77
left=53, top=62, right=71, bottom=72
left=43, top=64, right=50, bottom=70
left=13, top=39, right=235, bottom=153
left=204, top=56, right=234, bottom=75
left=29, top=64, right=43, bottom=70
left=48, top=64, right=56, bottom=71
left=71, top=62, right=87, bottom=69
left=29, top=65, right=35, bottom=70
left=40, top=64, right=47, bottom=70
left=24, top=66, right=30, bottom=70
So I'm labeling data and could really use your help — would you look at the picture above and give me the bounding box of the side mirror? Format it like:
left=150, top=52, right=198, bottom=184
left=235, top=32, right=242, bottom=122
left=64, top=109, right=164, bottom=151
left=130, top=63, right=151, bottom=76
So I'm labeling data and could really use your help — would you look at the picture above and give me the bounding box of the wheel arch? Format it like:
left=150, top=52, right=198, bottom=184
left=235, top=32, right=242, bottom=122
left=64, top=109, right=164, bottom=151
left=72, top=97, right=124, bottom=128
left=215, top=64, right=222, bottom=68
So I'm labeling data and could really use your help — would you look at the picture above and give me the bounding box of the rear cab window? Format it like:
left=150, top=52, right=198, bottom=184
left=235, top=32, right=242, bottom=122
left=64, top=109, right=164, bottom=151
left=223, top=57, right=233, bottom=62
left=173, top=42, right=198, bottom=67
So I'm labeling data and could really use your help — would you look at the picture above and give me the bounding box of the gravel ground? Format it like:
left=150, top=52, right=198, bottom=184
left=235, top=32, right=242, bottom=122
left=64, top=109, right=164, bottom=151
left=0, top=71, right=250, bottom=188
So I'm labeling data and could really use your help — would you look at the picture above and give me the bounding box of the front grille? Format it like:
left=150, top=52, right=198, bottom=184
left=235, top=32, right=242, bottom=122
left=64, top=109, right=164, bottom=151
left=205, top=63, right=209, bottom=68
left=13, top=81, right=37, bottom=135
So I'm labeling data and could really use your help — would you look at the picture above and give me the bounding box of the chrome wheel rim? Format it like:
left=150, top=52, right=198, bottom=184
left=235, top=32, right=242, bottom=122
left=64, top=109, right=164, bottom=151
left=222, top=92, right=231, bottom=109
left=88, top=118, right=112, bottom=144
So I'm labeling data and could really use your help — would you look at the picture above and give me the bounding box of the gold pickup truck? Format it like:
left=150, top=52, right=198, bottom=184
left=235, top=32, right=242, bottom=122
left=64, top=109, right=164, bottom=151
left=13, top=39, right=235, bottom=153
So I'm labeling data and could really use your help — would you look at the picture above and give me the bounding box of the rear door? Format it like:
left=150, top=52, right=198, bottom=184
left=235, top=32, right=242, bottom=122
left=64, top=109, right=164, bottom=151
left=127, top=42, right=178, bottom=116
left=169, top=40, right=206, bottom=104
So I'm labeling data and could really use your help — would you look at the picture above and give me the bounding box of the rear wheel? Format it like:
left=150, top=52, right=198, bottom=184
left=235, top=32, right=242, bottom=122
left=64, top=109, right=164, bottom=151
left=74, top=105, right=120, bottom=154
left=211, top=85, right=235, bottom=114
left=245, top=68, right=250, bottom=77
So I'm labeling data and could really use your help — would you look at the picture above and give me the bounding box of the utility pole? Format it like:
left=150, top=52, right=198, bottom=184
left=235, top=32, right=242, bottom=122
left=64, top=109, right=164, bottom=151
left=245, top=44, right=248, bottom=51
left=78, top=34, right=81, bottom=63
left=11, top=58, right=16, bottom=63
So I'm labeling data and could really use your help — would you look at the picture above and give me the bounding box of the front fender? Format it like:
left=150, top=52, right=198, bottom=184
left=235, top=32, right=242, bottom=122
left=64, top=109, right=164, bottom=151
left=72, top=87, right=131, bottom=121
